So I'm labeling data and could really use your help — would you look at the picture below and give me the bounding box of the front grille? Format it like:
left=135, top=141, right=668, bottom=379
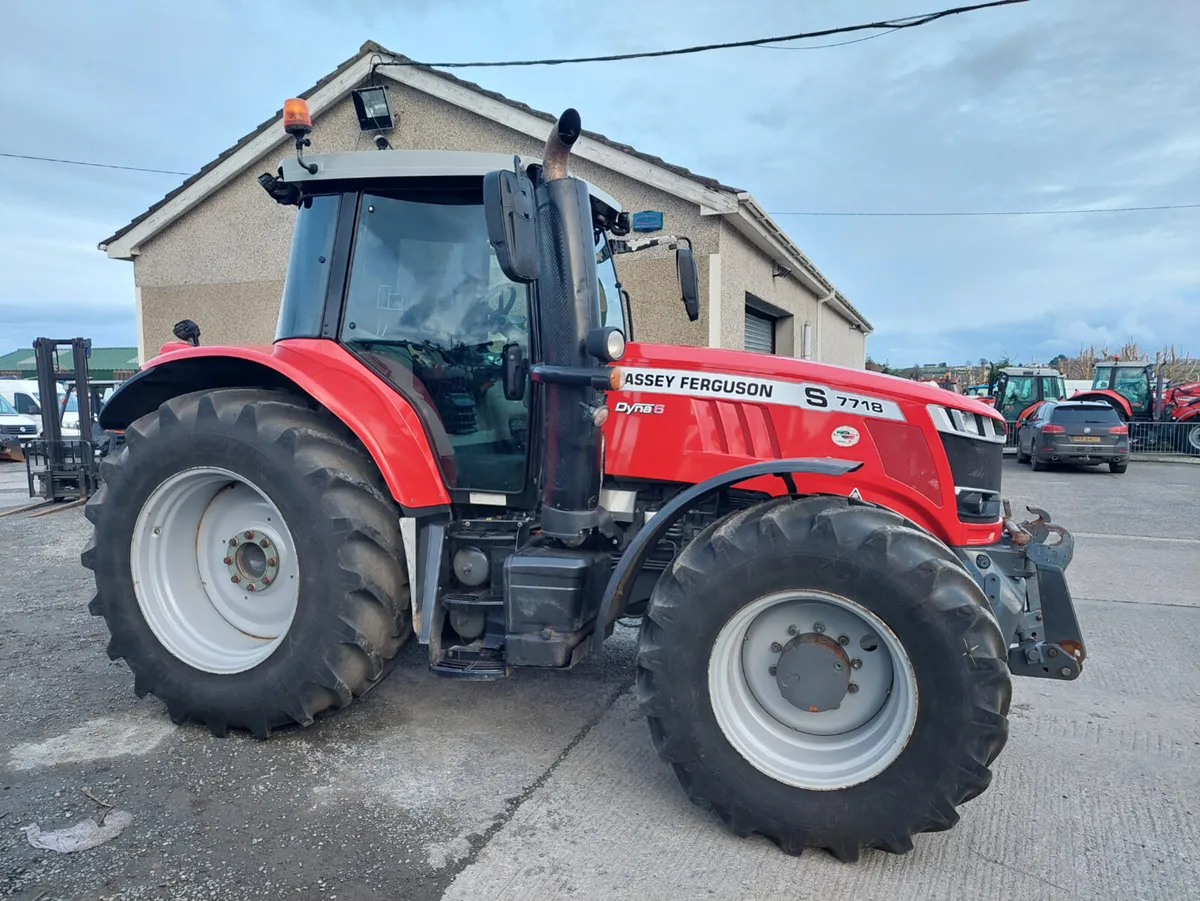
left=0, top=424, right=34, bottom=436
left=928, top=404, right=1004, bottom=523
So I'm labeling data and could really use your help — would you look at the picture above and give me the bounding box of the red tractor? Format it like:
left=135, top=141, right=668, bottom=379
left=1071, top=359, right=1200, bottom=455
left=84, top=101, right=1087, bottom=860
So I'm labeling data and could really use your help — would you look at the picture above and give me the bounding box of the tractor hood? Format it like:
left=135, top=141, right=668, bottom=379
left=613, top=343, right=1003, bottom=422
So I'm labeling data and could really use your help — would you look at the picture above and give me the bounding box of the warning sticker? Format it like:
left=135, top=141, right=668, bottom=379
left=831, top=425, right=860, bottom=447
left=617, top=367, right=905, bottom=422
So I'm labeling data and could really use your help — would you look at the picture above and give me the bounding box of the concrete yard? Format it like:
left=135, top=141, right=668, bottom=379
left=1, top=459, right=1197, bottom=900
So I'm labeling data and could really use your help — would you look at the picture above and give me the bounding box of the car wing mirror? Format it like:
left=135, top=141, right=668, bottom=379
left=484, top=160, right=539, bottom=283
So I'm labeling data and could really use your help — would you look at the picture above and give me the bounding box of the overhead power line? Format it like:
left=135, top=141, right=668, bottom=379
left=0, top=151, right=190, bottom=176
left=767, top=203, right=1200, bottom=217
left=373, top=0, right=1028, bottom=69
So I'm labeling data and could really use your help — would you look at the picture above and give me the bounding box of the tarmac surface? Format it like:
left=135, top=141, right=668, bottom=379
left=1, top=458, right=1197, bottom=900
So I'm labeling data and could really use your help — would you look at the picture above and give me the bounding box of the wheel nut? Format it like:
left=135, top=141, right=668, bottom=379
left=787, top=624, right=798, bottom=636
left=847, top=683, right=859, bottom=693
left=770, top=642, right=783, bottom=653
left=229, top=538, right=238, bottom=547
left=247, top=584, right=256, bottom=592
left=266, top=558, right=277, bottom=567
left=851, top=658, right=862, bottom=669
left=813, top=622, right=826, bottom=633
left=838, top=635, right=850, bottom=646
left=223, top=556, right=232, bottom=565
left=231, top=575, right=240, bottom=584
left=262, top=576, right=271, bottom=586
left=260, top=538, right=270, bottom=548
left=768, top=666, right=777, bottom=676
left=244, top=531, right=254, bottom=540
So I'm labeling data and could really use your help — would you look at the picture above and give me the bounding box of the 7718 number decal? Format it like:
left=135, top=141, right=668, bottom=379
left=798, top=384, right=891, bottom=417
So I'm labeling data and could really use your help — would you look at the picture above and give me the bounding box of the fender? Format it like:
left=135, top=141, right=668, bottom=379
left=1070, top=389, right=1133, bottom=420
left=589, top=457, right=863, bottom=653
left=1014, top=400, right=1045, bottom=431
left=99, top=338, right=451, bottom=512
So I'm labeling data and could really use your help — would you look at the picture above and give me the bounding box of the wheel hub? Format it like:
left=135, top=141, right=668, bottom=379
left=774, top=632, right=850, bottom=712
left=224, top=529, right=281, bottom=592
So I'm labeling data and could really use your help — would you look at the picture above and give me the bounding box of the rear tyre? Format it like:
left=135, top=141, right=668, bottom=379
left=1109, top=462, right=1128, bottom=474
left=1016, top=445, right=1030, bottom=464
left=1031, top=455, right=1047, bottom=471
left=81, top=388, right=412, bottom=738
left=636, top=496, right=1010, bottom=860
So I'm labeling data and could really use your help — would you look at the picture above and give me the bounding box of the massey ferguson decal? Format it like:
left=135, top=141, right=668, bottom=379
left=618, top=367, right=905, bottom=422
left=615, top=401, right=665, bottom=415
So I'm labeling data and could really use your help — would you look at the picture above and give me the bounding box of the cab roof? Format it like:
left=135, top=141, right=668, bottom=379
left=279, top=150, right=622, bottom=215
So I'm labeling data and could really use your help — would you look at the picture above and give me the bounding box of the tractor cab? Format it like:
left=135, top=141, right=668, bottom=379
left=1090, top=361, right=1153, bottom=417
left=989, top=366, right=1066, bottom=423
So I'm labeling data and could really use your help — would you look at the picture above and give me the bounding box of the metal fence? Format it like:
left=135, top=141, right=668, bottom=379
left=1004, top=419, right=1200, bottom=459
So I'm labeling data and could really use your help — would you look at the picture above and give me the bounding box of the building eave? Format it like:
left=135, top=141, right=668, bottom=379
left=729, top=193, right=873, bottom=335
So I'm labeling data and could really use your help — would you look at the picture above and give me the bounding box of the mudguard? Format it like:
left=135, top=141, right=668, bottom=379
left=590, top=457, right=863, bottom=653
left=1070, top=389, right=1134, bottom=419
left=99, top=339, right=451, bottom=512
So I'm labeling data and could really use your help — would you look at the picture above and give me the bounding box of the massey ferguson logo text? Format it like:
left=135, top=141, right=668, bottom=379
left=622, top=370, right=773, bottom=399
left=615, top=401, right=665, bottom=415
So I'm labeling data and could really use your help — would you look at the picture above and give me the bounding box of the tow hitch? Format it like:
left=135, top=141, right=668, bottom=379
left=959, top=502, right=1088, bottom=682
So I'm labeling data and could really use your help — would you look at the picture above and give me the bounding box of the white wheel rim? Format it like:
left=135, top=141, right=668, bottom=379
left=131, top=467, right=300, bottom=674
left=1188, top=425, right=1200, bottom=452
left=707, top=589, right=919, bottom=791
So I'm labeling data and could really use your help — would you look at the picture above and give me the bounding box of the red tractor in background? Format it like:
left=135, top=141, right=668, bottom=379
left=1071, top=358, right=1200, bottom=455
left=83, top=101, right=1087, bottom=860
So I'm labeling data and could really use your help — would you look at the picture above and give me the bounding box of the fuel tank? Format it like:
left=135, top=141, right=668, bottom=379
left=602, top=343, right=1007, bottom=547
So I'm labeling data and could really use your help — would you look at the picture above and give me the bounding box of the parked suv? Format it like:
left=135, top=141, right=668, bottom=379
left=1017, top=400, right=1130, bottom=473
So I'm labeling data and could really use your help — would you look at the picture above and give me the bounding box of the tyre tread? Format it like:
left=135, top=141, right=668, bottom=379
left=80, top=388, right=412, bottom=738
left=636, top=494, right=1010, bottom=859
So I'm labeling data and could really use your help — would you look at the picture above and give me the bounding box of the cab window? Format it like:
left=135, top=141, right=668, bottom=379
left=339, top=189, right=532, bottom=494
left=596, top=235, right=627, bottom=335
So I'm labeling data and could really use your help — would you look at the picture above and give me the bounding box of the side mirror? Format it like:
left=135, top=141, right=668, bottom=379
left=676, top=243, right=700, bottom=322
left=502, top=342, right=527, bottom=401
left=484, top=165, right=539, bottom=283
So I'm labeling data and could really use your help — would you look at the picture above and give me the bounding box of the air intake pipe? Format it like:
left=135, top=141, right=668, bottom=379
left=534, top=109, right=607, bottom=541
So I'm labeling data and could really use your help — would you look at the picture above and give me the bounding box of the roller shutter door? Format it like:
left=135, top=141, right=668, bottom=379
left=744, top=308, right=775, bottom=354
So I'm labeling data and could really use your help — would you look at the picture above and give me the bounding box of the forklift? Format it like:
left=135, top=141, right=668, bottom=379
left=1, top=337, right=102, bottom=518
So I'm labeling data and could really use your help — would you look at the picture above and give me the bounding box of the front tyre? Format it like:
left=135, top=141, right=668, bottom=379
left=81, top=389, right=412, bottom=738
left=636, top=496, right=1011, bottom=860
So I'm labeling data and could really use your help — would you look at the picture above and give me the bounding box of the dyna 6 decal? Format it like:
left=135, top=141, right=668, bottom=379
left=617, top=367, right=905, bottom=422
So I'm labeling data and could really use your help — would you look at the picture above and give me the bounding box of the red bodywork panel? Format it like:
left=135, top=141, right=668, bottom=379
left=602, top=343, right=1006, bottom=547
left=1069, top=389, right=1134, bottom=419
left=146, top=339, right=451, bottom=509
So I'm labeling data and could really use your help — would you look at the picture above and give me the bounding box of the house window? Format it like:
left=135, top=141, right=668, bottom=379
left=744, top=307, right=776, bottom=354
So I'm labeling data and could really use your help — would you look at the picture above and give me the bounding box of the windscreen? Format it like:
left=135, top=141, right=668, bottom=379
left=1051, top=406, right=1119, bottom=424
left=0, top=395, right=17, bottom=415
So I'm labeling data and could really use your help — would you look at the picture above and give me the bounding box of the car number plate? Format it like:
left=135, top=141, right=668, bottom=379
left=1076, top=436, right=1102, bottom=443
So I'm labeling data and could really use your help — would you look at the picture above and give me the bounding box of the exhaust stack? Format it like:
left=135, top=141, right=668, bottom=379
left=533, top=109, right=606, bottom=542
left=541, top=108, right=581, bottom=181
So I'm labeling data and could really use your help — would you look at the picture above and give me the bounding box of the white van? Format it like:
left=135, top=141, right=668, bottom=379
left=0, top=392, right=38, bottom=456
left=0, top=380, right=81, bottom=438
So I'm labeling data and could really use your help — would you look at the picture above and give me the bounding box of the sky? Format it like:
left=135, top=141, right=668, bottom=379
left=2, top=0, right=1198, bottom=368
